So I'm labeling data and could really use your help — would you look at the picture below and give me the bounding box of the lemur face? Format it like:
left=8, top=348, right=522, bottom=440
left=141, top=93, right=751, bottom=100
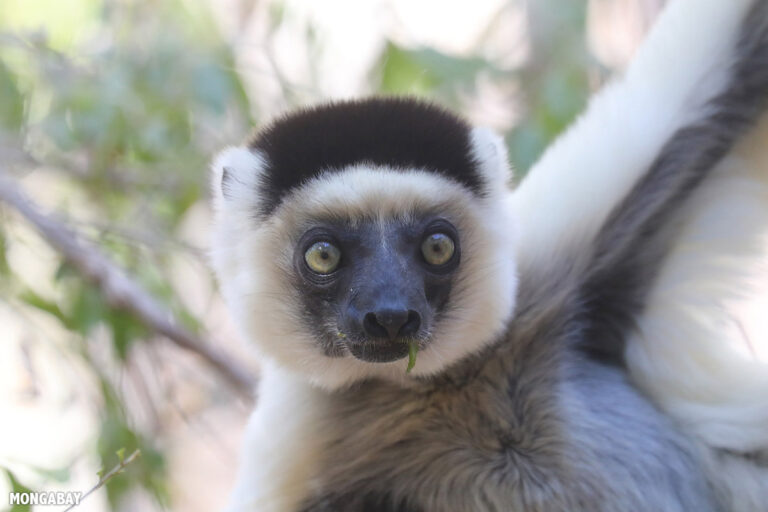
left=210, top=98, right=518, bottom=389
left=292, top=215, right=460, bottom=364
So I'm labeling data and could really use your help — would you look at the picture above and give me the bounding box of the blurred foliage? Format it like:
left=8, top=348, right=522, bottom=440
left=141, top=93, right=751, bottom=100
left=376, top=42, right=504, bottom=100
left=0, top=0, right=604, bottom=509
left=1, top=469, right=33, bottom=512
left=373, top=1, right=606, bottom=174
left=508, top=0, right=607, bottom=172
left=1, top=0, right=251, bottom=509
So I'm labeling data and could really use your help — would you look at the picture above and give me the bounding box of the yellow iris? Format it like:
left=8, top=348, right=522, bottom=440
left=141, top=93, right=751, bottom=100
left=421, top=233, right=455, bottom=266
left=304, top=241, right=341, bottom=274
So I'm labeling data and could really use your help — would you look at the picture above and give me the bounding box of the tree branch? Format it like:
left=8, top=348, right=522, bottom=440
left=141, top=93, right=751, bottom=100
left=61, top=449, right=141, bottom=512
left=0, top=174, right=256, bottom=400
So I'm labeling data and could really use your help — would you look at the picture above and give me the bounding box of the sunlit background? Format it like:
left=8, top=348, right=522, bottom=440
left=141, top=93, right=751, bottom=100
left=0, top=1, right=666, bottom=510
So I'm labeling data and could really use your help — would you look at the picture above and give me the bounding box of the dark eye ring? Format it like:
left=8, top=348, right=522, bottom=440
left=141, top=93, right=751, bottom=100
left=304, top=241, right=341, bottom=274
left=421, top=233, right=455, bottom=266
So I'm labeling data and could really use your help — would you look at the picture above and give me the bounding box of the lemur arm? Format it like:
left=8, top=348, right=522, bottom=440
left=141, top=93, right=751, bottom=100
left=578, top=0, right=768, bottom=364
left=511, top=0, right=757, bottom=275
left=511, top=0, right=768, bottom=365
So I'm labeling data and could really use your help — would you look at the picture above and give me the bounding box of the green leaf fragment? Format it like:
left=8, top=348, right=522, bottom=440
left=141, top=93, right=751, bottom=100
left=406, top=341, right=418, bottom=373
left=3, top=467, right=34, bottom=512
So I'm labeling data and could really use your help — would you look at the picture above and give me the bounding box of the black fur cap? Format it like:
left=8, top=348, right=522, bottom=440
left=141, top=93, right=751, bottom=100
left=247, top=97, right=483, bottom=216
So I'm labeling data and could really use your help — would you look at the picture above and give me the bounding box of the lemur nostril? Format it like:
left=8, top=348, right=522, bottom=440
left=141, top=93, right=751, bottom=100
left=363, top=312, right=388, bottom=339
left=399, top=310, right=421, bottom=337
left=363, top=309, right=415, bottom=340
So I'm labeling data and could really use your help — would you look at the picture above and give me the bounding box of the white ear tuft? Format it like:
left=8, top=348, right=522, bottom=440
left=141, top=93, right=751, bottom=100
left=469, top=127, right=513, bottom=194
left=210, top=146, right=266, bottom=212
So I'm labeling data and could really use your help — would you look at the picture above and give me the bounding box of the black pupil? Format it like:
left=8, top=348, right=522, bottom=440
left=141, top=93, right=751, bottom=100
left=320, top=251, right=329, bottom=260
left=431, top=243, right=441, bottom=253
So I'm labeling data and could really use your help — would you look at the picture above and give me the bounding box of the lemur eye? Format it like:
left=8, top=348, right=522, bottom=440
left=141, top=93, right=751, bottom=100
left=304, top=241, right=341, bottom=274
left=421, top=233, right=455, bottom=266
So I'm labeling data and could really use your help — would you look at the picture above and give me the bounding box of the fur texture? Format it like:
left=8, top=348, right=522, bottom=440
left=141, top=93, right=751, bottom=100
left=211, top=0, right=768, bottom=510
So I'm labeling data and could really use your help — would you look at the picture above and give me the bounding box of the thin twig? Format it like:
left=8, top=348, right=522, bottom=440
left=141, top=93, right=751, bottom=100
left=61, top=449, right=141, bottom=512
left=0, top=174, right=256, bottom=399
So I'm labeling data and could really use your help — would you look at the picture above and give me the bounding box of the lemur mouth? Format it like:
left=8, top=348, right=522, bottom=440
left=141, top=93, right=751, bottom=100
left=345, top=339, right=412, bottom=363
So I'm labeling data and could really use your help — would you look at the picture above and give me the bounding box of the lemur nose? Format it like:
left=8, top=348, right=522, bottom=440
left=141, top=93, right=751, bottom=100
left=363, top=309, right=421, bottom=340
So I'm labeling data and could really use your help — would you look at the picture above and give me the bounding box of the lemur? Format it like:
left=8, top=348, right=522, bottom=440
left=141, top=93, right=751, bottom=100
left=210, top=0, right=768, bottom=510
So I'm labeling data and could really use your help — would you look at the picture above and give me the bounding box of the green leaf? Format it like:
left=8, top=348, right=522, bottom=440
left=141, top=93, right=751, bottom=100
left=70, top=285, right=106, bottom=335
left=0, top=60, right=25, bottom=131
left=108, top=309, right=147, bottom=361
left=18, top=289, right=72, bottom=329
left=2, top=468, right=34, bottom=512
left=377, top=42, right=437, bottom=96
left=406, top=341, right=418, bottom=373
left=97, top=377, right=168, bottom=508
left=376, top=42, right=499, bottom=98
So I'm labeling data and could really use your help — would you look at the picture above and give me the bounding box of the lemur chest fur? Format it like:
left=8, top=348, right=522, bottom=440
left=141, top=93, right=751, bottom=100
left=301, top=346, right=566, bottom=511
left=297, top=339, right=715, bottom=512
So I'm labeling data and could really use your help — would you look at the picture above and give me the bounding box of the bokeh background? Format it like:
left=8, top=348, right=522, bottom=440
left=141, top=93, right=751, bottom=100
left=0, top=1, right=664, bottom=510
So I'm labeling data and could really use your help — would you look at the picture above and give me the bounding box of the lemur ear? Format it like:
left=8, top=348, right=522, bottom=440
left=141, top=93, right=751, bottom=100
left=469, top=126, right=513, bottom=195
left=210, top=146, right=265, bottom=212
